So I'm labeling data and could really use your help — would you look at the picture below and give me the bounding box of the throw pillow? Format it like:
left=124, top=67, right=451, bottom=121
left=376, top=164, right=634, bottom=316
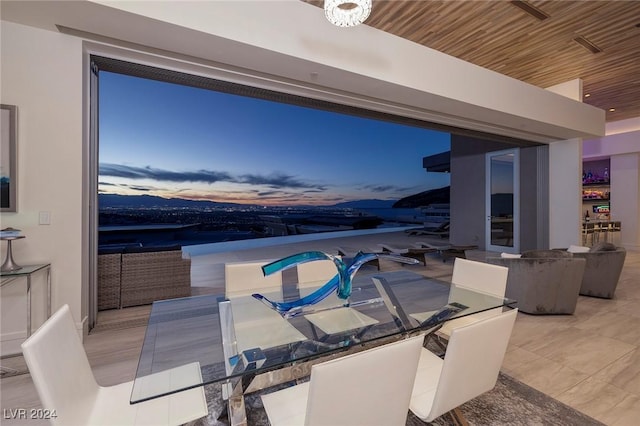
left=567, top=244, right=591, bottom=253
left=590, top=242, right=617, bottom=252
left=501, top=252, right=522, bottom=258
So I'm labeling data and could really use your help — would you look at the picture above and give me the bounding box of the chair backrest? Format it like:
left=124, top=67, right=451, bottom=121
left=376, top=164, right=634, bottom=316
left=305, top=335, right=424, bottom=426
left=21, top=305, right=100, bottom=426
left=225, top=260, right=282, bottom=298
left=297, top=260, right=337, bottom=287
left=451, top=258, right=508, bottom=298
left=428, top=308, right=517, bottom=421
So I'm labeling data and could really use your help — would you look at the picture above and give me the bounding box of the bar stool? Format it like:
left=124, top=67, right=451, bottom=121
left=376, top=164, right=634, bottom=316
left=582, top=222, right=596, bottom=246
left=598, top=221, right=610, bottom=242
left=593, top=222, right=603, bottom=244
left=610, top=221, right=622, bottom=245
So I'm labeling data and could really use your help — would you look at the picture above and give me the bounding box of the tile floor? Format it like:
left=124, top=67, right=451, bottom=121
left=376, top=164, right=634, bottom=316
left=503, top=251, right=640, bottom=425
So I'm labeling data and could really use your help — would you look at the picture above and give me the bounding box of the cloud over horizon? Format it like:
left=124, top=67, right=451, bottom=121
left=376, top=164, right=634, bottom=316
left=99, top=163, right=327, bottom=191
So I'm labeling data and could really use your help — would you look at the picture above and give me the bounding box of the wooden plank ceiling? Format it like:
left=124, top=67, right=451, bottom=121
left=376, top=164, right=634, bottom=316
left=304, top=1, right=640, bottom=122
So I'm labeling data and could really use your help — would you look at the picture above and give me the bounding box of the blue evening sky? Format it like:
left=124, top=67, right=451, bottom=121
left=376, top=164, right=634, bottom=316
left=98, top=71, right=451, bottom=206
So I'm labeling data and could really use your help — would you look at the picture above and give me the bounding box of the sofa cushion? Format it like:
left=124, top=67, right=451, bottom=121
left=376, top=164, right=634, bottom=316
left=500, top=252, right=522, bottom=258
left=123, top=244, right=182, bottom=254
left=590, top=242, right=617, bottom=252
left=98, top=246, right=125, bottom=255
left=521, top=249, right=572, bottom=259
left=567, top=244, right=591, bottom=253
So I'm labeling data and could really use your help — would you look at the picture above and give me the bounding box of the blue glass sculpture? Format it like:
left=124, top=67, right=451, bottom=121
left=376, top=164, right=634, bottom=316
left=252, top=251, right=418, bottom=318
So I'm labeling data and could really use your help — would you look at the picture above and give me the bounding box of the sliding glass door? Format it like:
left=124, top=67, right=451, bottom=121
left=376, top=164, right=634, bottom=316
left=486, top=149, right=519, bottom=253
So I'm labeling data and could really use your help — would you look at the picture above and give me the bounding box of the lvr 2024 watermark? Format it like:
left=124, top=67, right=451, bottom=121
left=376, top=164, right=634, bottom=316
left=3, top=409, right=57, bottom=420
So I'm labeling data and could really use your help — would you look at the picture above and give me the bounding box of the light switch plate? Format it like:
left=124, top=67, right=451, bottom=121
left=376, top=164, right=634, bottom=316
left=39, top=211, right=51, bottom=225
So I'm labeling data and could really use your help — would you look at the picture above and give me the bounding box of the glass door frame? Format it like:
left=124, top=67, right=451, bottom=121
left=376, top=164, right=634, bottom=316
left=485, top=148, right=520, bottom=253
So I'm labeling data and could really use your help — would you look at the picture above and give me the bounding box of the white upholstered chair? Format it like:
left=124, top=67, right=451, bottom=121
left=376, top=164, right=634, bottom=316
left=436, top=257, right=509, bottom=338
left=410, top=308, right=517, bottom=423
left=21, top=305, right=208, bottom=426
left=296, top=259, right=337, bottom=288
left=296, top=259, right=379, bottom=335
left=225, top=261, right=306, bottom=352
left=261, top=334, right=424, bottom=426
left=225, top=260, right=283, bottom=299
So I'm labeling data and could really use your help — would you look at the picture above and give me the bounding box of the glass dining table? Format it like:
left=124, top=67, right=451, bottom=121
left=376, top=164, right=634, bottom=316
left=130, top=270, right=515, bottom=425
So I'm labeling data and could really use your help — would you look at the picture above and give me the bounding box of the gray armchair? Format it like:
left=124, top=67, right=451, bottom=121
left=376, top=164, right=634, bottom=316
left=487, top=250, right=586, bottom=315
left=567, top=243, right=626, bottom=299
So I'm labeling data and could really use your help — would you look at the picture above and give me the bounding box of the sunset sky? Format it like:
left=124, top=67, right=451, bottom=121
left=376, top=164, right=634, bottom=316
left=98, top=71, right=451, bottom=206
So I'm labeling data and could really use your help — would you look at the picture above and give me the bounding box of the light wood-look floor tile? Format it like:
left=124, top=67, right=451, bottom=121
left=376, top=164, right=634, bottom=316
left=593, top=348, right=640, bottom=397
left=609, top=394, right=640, bottom=426
left=502, top=348, right=589, bottom=398
left=556, top=377, right=634, bottom=424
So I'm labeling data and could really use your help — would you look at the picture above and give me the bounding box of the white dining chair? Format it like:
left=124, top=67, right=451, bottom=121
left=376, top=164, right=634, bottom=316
left=21, top=305, right=208, bottom=426
left=261, top=334, right=424, bottom=426
left=225, top=260, right=283, bottom=299
left=436, top=257, right=509, bottom=338
left=225, top=260, right=307, bottom=353
left=410, top=308, right=518, bottom=423
left=296, top=259, right=379, bottom=336
left=296, top=259, right=337, bottom=287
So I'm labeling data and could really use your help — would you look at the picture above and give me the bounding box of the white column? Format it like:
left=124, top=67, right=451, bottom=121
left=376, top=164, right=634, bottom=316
left=546, top=80, right=584, bottom=249
left=549, top=139, right=583, bottom=248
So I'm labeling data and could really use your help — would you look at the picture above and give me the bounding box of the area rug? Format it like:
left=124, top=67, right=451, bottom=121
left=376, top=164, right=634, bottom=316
left=188, top=372, right=604, bottom=426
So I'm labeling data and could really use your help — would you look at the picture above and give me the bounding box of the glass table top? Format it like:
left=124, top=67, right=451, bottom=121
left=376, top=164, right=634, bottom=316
left=0, top=264, right=50, bottom=278
left=131, top=270, right=515, bottom=403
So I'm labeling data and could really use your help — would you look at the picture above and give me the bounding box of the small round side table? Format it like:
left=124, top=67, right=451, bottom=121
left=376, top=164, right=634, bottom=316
left=1, top=236, right=25, bottom=272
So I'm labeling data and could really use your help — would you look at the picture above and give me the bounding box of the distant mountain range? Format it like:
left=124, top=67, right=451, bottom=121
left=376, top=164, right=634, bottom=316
left=330, top=199, right=396, bottom=209
left=393, top=186, right=450, bottom=208
left=98, top=194, right=398, bottom=210
left=98, top=194, right=240, bottom=209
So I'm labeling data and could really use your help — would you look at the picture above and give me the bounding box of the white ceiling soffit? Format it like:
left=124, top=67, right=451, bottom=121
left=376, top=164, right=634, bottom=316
left=1, top=0, right=605, bottom=143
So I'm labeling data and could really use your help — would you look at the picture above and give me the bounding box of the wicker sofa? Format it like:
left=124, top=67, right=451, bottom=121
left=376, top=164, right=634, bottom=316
left=486, top=250, right=586, bottom=315
left=97, top=249, right=122, bottom=310
left=98, top=246, right=191, bottom=310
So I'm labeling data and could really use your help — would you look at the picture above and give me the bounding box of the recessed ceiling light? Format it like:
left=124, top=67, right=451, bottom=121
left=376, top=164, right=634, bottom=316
left=584, top=93, right=591, bottom=98
left=609, top=108, right=616, bottom=112
left=510, top=1, right=550, bottom=21
left=573, top=36, right=603, bottom=54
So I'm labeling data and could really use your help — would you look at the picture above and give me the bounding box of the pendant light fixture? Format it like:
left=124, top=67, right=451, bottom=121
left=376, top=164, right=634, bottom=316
left=324, top=0, right=372, bottom=27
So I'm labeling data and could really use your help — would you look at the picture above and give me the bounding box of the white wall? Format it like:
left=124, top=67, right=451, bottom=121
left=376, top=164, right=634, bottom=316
left=546, top=79, right=583, bottom=102
left=610, top=154, right=640, bottom=249
left=0, top=21, right=84, bottom=354
left=549, top=139, right=583, bottom=249
left=584, top=130, right=640, bottom=159
left=605, top=117, right=640, bottom=136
